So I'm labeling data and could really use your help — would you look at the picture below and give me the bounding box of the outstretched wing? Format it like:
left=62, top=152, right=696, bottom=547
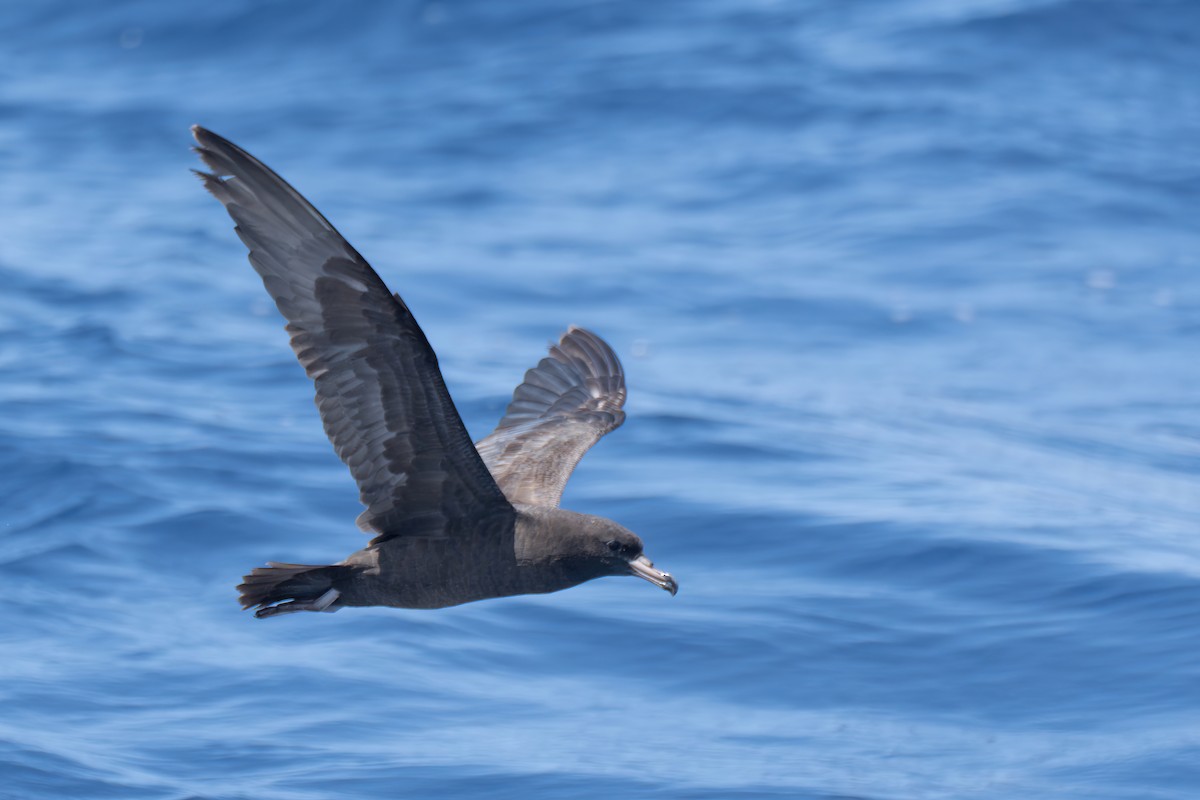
left=475, top=327, right=626, bottom=507
left=192, top=126, right=512, bottom=541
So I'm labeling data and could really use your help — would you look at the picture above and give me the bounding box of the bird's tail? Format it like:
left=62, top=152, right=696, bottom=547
left=237, top=562, right=356, bottom=617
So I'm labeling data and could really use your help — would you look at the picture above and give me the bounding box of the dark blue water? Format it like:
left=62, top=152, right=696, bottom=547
left=2, top=1, right=1198, bottom=797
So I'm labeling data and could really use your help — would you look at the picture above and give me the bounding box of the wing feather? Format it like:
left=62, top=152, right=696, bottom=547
left=475, top=327, right=626, bottom=507
left=191, top=126, right=512, bottom=541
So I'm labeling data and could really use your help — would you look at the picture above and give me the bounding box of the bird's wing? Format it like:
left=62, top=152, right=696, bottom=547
left=192, top=126, right=512, bottom=542
left=475, top=327, right=626, bottom=507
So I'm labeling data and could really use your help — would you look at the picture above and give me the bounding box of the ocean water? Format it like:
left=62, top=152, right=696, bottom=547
left=1, top=0, right=1198, bottom=797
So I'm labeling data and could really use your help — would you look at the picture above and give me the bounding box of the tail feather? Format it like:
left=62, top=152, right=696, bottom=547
left=237, top=562, right=354, bottom=611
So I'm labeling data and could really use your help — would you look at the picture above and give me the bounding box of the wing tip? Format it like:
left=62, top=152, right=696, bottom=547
left=190, top=125, right=256, bottom=183
left=558, top=325, right=606, bottom=351
left=551, top=326, right=624, bottom=385
left=190, top=125, right=230, bottom=183
left=191, top=124, right=224, bottom=149
left=190, top=124, right=220, bottom=156
left=190, top=165, right=231, bottom=203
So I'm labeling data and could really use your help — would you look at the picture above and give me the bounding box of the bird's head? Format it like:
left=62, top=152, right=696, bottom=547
left=521, top=508, right=678, bottom=596
left=567, top=514, right=678, bottom=596
left=600, top=527, right=678, bottom=596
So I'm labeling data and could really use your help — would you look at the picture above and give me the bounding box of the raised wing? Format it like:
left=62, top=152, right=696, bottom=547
left=475, top=327, right=626, bottom=507
left=192, top=126, right=512, bottom=541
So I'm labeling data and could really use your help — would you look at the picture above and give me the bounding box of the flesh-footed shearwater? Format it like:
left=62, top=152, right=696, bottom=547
left=191, top=126, right=677, bottom=618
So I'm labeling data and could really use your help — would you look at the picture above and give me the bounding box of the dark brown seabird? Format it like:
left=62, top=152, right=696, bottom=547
left=191, top=126, right=677, bottom=618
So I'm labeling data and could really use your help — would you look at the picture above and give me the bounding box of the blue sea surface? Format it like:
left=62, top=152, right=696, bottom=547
left=2, top=1, right=1198, bottom=798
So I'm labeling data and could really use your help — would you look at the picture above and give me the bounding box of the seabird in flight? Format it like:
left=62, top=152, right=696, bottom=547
left=191, top=126, right=677, bottom=618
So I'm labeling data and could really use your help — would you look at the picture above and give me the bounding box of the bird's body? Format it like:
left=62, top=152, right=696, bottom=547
left=312, top=507, right=639, bottom=610
left=191, top=126, right=676, bottom=617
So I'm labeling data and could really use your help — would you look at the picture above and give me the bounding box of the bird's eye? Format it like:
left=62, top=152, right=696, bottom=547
left=606, top=540, right=639, bottom=557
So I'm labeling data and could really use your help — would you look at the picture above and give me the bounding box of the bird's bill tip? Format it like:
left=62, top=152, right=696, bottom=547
left=629, top=554, right=678, bottom=596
